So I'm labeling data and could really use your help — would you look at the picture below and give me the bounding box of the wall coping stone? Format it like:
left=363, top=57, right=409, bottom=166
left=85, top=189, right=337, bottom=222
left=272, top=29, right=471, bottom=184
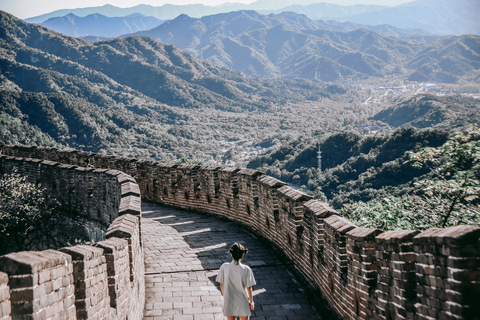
left=258, top=175, right=286, bottom=188
left=117, top=173, right=136, bottom=184
left=121, top=182, right=141, bottom=197
left=96, top=238, right=128, bottom=253
left=376, top=230, right=421, bottom=244
left=347, top=227, right=382, bottom=241
left=155, top=163, right=178, bottom=168
left=0, top=250, right=72, bottom=275
left=106, top=215, right=139, bottom=239
left=414, top=225, right=480, bottom=245
left=177, top=164, right=201, bottom=170
left=119, top=195, right=141, bottom=216
left=201, top=165, right=221, bottom=171
left=278, top=185, right=312, bottom=201
left=60, top=245, right=104, bottom=261
left=303, top=199, right=337, bottom=218
left=238, top=168, right=264, bottom=178
left=41, top=160, right=59, bottom=166
left=105, top=169, right=123, bottom=176
left=58, top=163, right=78, bottom=169
left=325, top=215, right=356, bottom=234
left=219, top=167, right=241, bottom=173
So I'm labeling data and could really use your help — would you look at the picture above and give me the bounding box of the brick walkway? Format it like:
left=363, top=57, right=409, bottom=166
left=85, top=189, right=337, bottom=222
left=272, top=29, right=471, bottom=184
left=141, top=202, right=324, bottom=320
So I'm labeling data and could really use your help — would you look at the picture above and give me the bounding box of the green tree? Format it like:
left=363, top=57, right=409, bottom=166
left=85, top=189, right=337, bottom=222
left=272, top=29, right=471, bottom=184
left=407, top=125, right=480, bottom=227
left=341, top=125, right=480, bottom=230
left=0, top=170, right=79, bottom=255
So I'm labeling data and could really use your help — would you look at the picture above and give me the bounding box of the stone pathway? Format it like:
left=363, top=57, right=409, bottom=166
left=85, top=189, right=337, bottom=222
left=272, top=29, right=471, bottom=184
left=141, top=202, right=323, bottom=320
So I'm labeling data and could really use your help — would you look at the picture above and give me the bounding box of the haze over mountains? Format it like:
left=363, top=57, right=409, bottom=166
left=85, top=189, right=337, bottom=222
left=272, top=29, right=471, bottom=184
left=27, top=0, right=480, bottom=36
left=122, top=10, right=480, bottom=82
left=40, top=13, right=164, bottom=38
left=18, top=0, right=478, bottom=83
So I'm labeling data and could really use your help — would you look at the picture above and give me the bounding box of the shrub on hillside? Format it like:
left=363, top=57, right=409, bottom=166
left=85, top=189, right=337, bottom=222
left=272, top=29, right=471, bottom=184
left=0, top=170, right=96, bottom=255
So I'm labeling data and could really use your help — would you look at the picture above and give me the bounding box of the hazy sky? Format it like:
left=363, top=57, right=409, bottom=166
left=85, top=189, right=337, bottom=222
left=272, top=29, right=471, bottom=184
left=1, top=0, right=412, bottom=19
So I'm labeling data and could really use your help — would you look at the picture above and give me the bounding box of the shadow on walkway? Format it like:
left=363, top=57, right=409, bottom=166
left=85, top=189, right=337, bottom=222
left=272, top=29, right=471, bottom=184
left=142, top=201, right=325, bottom=320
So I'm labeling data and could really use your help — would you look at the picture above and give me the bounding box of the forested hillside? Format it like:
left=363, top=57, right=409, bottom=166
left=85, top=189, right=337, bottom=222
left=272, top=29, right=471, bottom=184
left=0, top=10, right=365, bottom=160
left=1, top=8, right=478, bottom=230
left=247, top=125, right=480, bottom=229
left=248, top=127, right=449, bottom=206
left=374, top=94, right=480, bottom=130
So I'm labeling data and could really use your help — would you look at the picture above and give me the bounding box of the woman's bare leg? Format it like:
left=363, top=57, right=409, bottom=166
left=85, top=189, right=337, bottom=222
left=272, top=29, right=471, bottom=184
left=227, top=317, right=236, bottom=320
left=239, top=317, right=249, bottom=320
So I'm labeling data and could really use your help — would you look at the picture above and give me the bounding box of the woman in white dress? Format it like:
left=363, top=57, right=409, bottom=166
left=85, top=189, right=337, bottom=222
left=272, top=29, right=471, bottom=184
left=216, top=243, right=256, bottom=320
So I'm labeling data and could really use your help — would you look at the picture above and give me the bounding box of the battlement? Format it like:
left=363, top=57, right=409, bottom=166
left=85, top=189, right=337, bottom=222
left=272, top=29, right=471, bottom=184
left=1, top=145, right=479, bottom=320
left=0, top=151, right=144, bottom=320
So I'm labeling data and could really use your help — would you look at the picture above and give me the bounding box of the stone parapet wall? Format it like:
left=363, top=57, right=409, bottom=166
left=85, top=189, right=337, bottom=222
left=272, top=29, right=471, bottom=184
left=1, top=145, right=479, bottom=320
left=95, top=238, right=130, bottom=318
left=0, top=148, right=144, bottom=320
left=0, top=155, right=140, bottom=227
left=106, top=215, right=145, bottom=320
left=59, top=245, right=111, bottom=319
left=0, top=250, right=76, bottom=319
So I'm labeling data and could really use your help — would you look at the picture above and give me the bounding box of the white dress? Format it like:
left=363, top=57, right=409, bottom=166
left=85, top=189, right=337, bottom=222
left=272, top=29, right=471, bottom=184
left=216, top=261, right=256, bottom=317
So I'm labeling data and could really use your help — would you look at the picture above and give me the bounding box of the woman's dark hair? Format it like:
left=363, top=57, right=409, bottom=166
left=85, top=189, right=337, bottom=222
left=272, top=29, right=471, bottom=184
left=230, top=243, right=248, bottom=263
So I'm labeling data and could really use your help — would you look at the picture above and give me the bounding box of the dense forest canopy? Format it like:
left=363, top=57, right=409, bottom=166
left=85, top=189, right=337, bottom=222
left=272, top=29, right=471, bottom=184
left=247, top=125, right=480, bottom=229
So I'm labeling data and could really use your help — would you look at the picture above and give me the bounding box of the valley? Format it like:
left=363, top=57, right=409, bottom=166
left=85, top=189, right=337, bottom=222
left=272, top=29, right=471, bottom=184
left=0, top=2, right=479, bottom=230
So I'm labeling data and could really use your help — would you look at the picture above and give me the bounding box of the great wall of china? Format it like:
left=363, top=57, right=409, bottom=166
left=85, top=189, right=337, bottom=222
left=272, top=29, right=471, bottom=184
left=0, top=145, right=479, bottom=320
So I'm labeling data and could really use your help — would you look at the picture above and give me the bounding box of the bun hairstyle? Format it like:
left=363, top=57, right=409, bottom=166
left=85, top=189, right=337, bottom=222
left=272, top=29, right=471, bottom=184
left=229, top=243, right=248, bottom=264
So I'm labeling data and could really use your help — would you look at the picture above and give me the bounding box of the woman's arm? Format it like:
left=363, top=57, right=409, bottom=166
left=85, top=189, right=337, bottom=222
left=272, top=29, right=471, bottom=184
left=247, top=287, right=254, bottom=311
left=220, top=283, right=223, bottom=295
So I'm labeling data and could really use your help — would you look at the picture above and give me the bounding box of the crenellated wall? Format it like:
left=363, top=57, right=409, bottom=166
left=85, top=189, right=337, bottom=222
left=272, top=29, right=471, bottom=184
left=0, top=150, right=144, bottom=320
left=1, top=145, right=479, bottom=320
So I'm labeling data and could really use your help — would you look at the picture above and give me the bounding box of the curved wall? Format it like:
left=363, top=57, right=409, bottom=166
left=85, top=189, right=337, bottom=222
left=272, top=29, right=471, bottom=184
left=0, top=152, right=144, bottom=320
left=1, top=145, right=479, bottom=320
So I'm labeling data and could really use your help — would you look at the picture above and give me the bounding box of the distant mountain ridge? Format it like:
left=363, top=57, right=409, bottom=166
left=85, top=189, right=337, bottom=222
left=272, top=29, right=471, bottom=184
left=25, top=0, right=480, bottom=36
left=40, top=13, right=164, bottom=38
left=336, top=0, right=480, bottom=35
left=24, top=3, right=245, bottom=24
left=124, top=10, right=480, bottom=83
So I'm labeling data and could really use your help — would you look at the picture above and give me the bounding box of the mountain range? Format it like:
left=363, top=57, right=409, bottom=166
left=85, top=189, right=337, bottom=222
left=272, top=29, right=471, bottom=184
left=40, top=13, right=164, bottom=38
left=123, top=10, right=479, bottom=82
left=0, top=10, right=347, bottom=159
left=40, top=11, right=440, bottom=44
left=25, top=0, right=480, bottom=36
left=333, top=0, right=480, bottom=36
left=1, top=8, right=479, bottom=165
